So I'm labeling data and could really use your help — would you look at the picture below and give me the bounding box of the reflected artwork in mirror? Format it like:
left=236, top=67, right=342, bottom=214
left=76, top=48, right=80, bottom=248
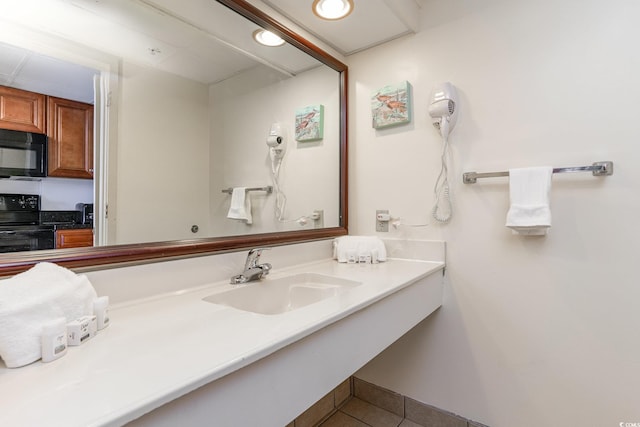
left=0, top=0, right=348, bottom=276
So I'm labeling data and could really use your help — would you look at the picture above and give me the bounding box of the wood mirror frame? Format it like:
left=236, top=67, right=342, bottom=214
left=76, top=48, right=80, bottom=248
left=0, top=0, right=348, bottom=277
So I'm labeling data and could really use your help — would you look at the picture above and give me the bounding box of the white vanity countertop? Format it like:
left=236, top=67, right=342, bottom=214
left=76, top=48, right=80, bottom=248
left=0, top=258, right=444, bottom=427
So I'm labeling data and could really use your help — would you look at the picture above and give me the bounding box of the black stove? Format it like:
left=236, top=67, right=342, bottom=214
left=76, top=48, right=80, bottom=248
left=0, top=194, right=55, bottom=253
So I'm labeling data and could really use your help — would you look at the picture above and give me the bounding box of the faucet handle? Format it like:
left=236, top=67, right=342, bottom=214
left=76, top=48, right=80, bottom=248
left=248, top=247, right=271, bottom=256
left=244, top=247, right=271, bottom=270
left=260, top=263, right=272, bottom=276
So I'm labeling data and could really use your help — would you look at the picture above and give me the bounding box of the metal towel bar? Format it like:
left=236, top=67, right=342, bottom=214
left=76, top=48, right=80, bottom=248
left=221, top=186, right=273, bottom=194
left=462, top=161, right=614, bottom=184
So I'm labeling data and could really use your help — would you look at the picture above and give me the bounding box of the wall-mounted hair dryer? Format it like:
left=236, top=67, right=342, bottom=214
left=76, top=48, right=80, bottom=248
left=428, top=82, right=458, bottom=139
left=428, top=82, right=459, bottom=224
left=266, top=122, right=286, bottom=159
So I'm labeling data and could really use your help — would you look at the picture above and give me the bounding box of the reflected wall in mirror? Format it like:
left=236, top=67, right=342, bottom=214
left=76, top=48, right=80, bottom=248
left=0, top=0, right=348, bottom=275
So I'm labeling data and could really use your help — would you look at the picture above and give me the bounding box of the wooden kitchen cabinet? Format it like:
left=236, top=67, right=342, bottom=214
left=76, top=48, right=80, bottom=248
left=47, top=96, right=94, bottom=179
left=0, top=85, right=46, bottom=133
left=55, top=228, right=93, bottom=249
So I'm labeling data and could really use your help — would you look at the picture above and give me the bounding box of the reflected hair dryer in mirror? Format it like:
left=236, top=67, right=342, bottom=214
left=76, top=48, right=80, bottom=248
left=268, top=123, right=287, bottom=220
left=266, top=122, right=286, bottom=158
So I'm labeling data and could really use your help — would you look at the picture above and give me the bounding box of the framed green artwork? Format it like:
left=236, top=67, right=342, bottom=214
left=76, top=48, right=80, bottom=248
left=371, top=81, right=411, bottom=129
left=295, top=105, right=324, bottom=141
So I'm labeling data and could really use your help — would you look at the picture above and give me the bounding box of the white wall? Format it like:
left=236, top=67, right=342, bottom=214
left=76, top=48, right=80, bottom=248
left=351, top=0, right=640, bottom=426
left=114, top=62, right=210, bottom=244
left=0, top=178, right=92, bottom=210
left=209, top=64, right=340, bottom=235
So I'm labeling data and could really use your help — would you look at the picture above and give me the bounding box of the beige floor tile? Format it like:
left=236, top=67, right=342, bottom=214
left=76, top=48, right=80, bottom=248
left=294, top=392, right=335, bottom=427
left=320, top=411, right=370, bottom=427
left=341, top=397, right=403, bottom=427
left=334, top=378, right=352, bottom=407
left=404, top=397, right=467, bottom=427
left=353, top=377, right=404, bottom=417
left=398, top=419, right=424, bottom=427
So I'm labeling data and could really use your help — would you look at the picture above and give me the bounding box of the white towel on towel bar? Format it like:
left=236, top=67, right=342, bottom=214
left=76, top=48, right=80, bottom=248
left=227, top=187, right=252, bottom=225
left=505, top=167, right=553, bottom=236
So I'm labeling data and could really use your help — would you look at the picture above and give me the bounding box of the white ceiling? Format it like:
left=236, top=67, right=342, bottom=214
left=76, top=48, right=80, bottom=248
left=0, top=0, right=322, bottom=102
left=0, top=0, right=421, bottom=103
left=0, top=42, right=96, bottom=104
left=261, top=0, right=423, bottom=55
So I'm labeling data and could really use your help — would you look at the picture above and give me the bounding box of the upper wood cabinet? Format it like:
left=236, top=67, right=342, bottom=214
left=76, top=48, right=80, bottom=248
left=47, top=96, right=94, bottom=179
left=0, top=85, right=46, bottom=133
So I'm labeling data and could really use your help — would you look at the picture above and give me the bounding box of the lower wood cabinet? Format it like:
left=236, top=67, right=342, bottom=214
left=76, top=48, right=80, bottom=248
left=55, top=228, right=94, bottom=249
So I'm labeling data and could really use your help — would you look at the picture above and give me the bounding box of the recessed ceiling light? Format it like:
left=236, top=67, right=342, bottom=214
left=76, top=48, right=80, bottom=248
left=312, top=0, right=354, bottom=20
left=252, top=29, right=285, bottom=47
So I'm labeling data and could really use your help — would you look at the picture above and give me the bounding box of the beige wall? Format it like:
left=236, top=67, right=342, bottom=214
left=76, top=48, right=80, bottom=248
left=209, top=64, right=341, bottom=235
left=114, top=60, right=341, bottom=243
left=114, top=62, right=211, bottom=244
left=351, top=0, right=640, bottom=425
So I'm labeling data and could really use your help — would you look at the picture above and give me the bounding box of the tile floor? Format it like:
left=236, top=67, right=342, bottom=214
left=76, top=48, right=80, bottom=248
left=290, top=377, right=487, bottom=427
left=319, top=396, right=423, bottom=427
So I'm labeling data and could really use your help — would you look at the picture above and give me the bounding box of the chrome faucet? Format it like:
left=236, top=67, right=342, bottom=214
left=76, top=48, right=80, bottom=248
left=230, top=248, right=272, bottom=284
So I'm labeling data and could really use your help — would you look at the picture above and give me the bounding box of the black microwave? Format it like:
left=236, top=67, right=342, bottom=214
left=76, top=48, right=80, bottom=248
left=0, top=129, right=47, bottom=178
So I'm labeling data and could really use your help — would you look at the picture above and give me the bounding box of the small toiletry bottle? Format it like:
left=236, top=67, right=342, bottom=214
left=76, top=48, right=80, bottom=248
left=347, top=249, right=357, bottom=264
left=67, top=315, right=97, bottom=345
left=93, top=296, right=110, bottom=330
left=358, top=252, right=371, bottom=264
left=371, top=249, right=379, bottom=264
left=41, top=318, right=67, bottom=363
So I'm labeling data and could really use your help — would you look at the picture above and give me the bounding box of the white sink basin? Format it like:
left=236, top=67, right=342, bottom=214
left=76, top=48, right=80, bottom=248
left=203, top=273, right=361, bottom=315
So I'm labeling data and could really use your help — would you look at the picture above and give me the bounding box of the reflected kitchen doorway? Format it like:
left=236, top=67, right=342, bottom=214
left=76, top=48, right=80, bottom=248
left=0, top=34, right=117, bottom=249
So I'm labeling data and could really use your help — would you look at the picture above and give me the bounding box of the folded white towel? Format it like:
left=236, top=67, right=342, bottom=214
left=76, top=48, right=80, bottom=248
left=227, top=187, right=252, bottom=225
left=333, top=236, right=387, bottom=263
left=505, top=167, right=553, bottom=236
left=0, top=263, right=97, bottom=368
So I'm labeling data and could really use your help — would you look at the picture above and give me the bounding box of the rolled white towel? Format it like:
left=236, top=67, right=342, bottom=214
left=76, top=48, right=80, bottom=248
left=333, top=236, right=387, bottom=263
left=0, top=263, right=97, bottom=368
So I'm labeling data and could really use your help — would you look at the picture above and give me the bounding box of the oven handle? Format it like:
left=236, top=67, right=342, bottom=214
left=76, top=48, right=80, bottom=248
left=0, top=231, right=16, bottom=235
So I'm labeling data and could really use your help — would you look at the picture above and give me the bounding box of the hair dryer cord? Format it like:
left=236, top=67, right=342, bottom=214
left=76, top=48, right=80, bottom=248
left=270, top=147, right=287, bottom=221
left=432, top=120, right=452, bottom=223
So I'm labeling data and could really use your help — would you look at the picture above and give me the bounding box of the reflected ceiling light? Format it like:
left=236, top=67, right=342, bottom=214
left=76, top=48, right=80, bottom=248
left=252, top=29, right=285, bottom=47
left=312, top=0, right=354, bottom=20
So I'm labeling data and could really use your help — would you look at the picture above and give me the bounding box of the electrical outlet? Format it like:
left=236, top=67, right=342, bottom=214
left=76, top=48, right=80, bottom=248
left=312, top=210, right=324, bottom=228
left=376, top=209, right=389, bottom=232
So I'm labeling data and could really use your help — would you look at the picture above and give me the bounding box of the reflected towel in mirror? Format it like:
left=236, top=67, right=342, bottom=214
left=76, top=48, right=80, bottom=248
left=227, top=187, right=253, bottom=225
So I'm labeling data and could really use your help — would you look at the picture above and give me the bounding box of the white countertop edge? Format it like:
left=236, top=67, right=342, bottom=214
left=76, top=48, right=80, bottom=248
left=0, top=258, right=445, bottom=427
left=106, top=258, right=444, bottom=426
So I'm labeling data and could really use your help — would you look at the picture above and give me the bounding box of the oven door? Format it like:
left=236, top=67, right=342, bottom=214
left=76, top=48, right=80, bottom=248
left=0, top=228, right=54, bottom=253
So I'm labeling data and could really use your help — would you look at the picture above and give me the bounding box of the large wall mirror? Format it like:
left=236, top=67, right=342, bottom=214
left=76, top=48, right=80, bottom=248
left=0, top=0, right=347, bottom=276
